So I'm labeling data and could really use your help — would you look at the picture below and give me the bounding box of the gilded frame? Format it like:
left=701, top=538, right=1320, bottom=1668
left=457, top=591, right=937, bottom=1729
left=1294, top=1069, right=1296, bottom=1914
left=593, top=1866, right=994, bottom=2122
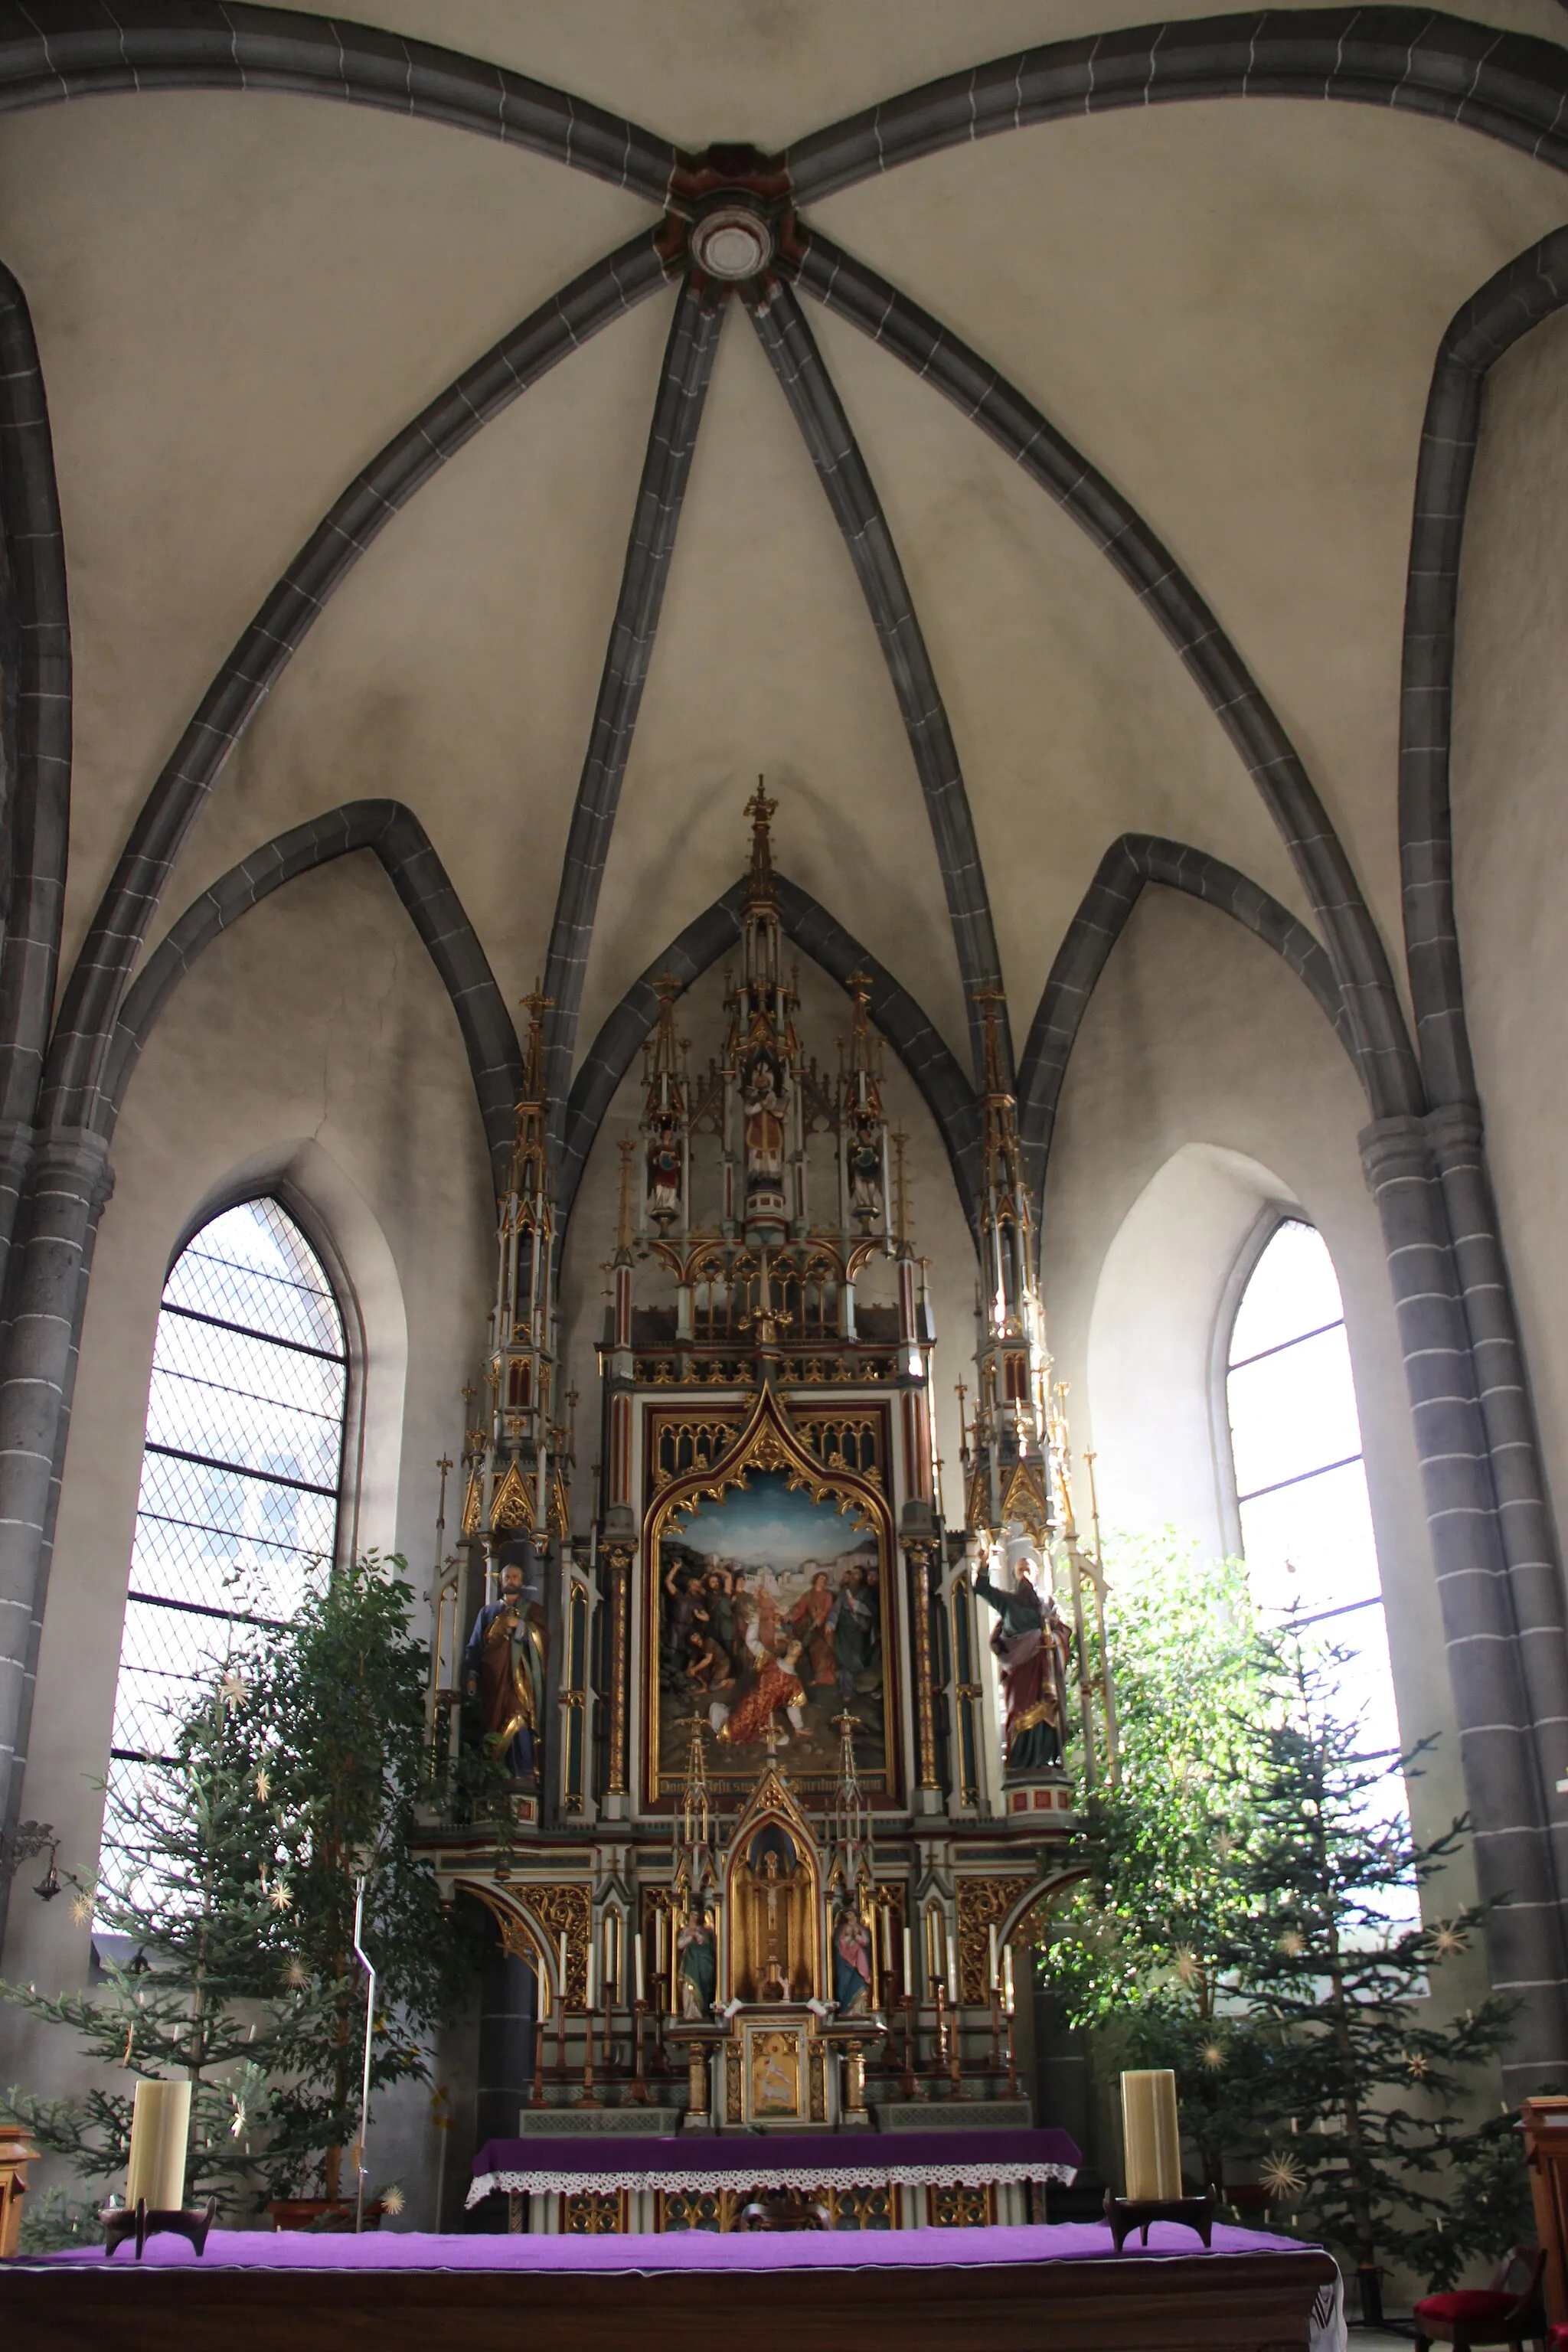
left=642, top=1389, right=900, bottom=1804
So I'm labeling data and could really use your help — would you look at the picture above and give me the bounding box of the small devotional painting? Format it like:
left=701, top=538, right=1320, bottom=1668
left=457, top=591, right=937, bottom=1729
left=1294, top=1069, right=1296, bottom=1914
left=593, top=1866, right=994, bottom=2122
left=651, top=1466, right=893, bottom=1798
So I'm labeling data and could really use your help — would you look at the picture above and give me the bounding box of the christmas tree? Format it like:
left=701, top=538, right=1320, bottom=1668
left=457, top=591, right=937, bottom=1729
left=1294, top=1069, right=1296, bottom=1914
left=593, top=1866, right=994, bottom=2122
left=1215, top=1631, right=1517, bottom=2299
left=1, top=1672, right=317, bottom=2215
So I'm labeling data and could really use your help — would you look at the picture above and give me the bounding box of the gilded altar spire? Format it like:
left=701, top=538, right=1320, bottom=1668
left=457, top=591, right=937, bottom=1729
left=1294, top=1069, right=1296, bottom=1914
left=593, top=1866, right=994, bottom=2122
left=964, top=985, right=1052, bottom=1544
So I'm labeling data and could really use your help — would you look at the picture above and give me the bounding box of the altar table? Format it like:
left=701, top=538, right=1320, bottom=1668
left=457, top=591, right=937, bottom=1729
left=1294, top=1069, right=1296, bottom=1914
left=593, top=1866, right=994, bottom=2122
left=1, top=2219, right=1344, bottom=2352
left=469, top=2122, right=1083, bottom=2230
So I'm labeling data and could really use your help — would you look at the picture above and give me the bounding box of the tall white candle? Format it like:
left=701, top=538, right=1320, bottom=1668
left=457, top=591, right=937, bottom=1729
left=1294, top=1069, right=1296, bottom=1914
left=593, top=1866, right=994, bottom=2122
left=1003, top=1946, right=1016, bottom=2015
left=634, top=1932, right=645, bottom=2004
left=1121, top=2069, right=1182, bottom=2202
left=988, top=1924, right=999, bottom=1992
left=946, top=1932, right=959, bottom=2006
left=902, top=1926, right=913, bottom=1994
left=125, top=2079, right=191, bottom=2213
left=586, top=1939, right=597, bottom=2013
left=880, top=1904, right=893, bottom=1971
left=559, top=1929, right=569, bottom=2007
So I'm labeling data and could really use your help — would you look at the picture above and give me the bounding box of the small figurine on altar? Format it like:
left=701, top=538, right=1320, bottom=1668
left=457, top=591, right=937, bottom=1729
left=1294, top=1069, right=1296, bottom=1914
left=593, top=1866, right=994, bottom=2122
left=831, top=1901, right=874, bottom=2017
left=974, top=1553, right=1071, bottom=1773
left=677, top=1902, right=717, bottom=2017
left=464, top=1547, right=547, bottom=1786
left=647, top=1109, right=683, bottom=1225
left=847, top=1113, right=884, bottom=1225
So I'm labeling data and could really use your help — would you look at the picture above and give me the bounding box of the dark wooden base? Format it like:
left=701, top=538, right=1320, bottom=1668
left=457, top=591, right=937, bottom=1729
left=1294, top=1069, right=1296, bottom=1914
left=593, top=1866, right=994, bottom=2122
left=96, top=2198, right=216, bottom=2260
left=1, top=2243, right=1336, bottom=2352
left=1104, top=2189, right=1215, bottom=2252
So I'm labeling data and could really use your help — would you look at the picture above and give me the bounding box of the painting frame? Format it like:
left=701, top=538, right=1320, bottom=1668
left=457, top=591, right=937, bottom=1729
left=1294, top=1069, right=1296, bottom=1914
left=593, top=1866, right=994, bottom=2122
left=642, top=1391, right=900, bottom=1805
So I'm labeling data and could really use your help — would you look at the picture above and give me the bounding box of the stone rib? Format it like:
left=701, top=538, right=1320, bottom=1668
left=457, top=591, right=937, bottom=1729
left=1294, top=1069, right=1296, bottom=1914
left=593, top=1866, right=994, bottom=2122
left=541, top=276, right=727, bottom=1116
left=744, top=273, right=1004, bottom=1092
left=785, top=9, right=1568, bottom=202
left=1401, top=224, right=1568, bottom=1112
left=0, top=260, right=70, bottom=1249
left=789, top=228, right=1420, bottom=1123
left=1016, top=832, right=1354, bottom=1202
left=44, top=228, right=669, bottom=1134
left=0, top=2, right=681, bottom=202
left=101, top=801, right=521, bottom=1192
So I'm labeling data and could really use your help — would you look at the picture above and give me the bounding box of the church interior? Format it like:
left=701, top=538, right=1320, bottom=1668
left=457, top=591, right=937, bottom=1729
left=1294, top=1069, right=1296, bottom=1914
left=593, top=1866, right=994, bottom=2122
left=5, top=3, right=1568, bottom=2344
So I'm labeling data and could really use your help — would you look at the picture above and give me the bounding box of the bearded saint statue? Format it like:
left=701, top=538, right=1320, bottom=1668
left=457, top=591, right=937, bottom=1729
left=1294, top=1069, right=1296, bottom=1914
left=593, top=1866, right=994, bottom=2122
left=973, top=1560, right=1070, bottom=1773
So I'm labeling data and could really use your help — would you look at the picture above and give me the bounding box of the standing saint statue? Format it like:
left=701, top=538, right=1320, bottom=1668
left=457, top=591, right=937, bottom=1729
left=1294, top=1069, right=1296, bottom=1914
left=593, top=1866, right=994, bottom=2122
left=677, top=1903, right=717, bottom=2018
left=973, top=1560, right=1071, bottom=1773
left=464, top=1553, right=547, bottom=1788
left=831, top=1902, right=873, bottom=2016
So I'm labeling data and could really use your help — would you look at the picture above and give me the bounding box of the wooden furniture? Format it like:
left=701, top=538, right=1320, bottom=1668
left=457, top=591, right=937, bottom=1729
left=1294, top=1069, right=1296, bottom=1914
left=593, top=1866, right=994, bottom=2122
left=1524, top=2099, right=1568, bottom=2322
left=1413, top=2245, right=1547, bottom=2352
left=0, top=2126, right=36, bottom=2258
left=0, top=2230, right=1340, bottom=2352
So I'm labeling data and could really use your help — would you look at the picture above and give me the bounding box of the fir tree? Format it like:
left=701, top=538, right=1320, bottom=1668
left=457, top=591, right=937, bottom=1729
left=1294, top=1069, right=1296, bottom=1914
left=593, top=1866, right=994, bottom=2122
left=1216, top=1634, right=1516, bottom=2286
left=1, top=1674, right=316, bottom=2214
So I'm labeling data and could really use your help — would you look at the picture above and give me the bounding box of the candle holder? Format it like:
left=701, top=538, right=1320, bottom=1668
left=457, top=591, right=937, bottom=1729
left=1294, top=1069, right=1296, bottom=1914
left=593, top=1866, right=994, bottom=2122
left=1004, top=2004, right=1021, bottom=2099
left=100, top=2195, right=217, bottom=2261
left=601, top=1996, right=614, bottom=2077
left=988, top=1985, right=1003, bottom=2075
left=900, top=1993, right=920, bottom=2100
left=554, top=1987, right=568, bottom=2086
left=1103, top=2187, right=1214, bottom=2253
left=628, top=1998, right=650, bottom=2104
left=529, top=2014, right=546, bottom=2109
left=577, top=2004, right=603, bottom=2108
left=948, top=1998, right=963, bottom=2096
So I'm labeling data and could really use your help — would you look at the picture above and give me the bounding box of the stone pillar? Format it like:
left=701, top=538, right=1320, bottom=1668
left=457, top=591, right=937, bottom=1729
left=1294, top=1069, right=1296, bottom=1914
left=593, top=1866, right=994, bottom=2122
left=1426, top=1103, right=1568, bottom=1900
left=1361, top=1115, right=1568, bottom=2083
left=0, top=1128, right=114, bottom=1939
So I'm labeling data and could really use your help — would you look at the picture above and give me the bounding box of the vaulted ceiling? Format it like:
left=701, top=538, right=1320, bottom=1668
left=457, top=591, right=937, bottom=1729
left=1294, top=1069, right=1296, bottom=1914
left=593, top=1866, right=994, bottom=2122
left=3, top=0, right=1566, bottom=1208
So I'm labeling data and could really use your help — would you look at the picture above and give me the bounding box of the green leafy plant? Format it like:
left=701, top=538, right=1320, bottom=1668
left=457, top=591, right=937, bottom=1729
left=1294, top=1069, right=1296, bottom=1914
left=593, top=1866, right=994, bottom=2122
left=227, top=1550, right=482, bottom=2200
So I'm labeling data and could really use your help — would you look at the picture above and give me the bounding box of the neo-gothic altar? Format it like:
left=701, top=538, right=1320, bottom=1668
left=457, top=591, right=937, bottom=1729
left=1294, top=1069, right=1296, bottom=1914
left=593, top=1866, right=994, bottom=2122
left=420, top=792, right=1116, bottom=2229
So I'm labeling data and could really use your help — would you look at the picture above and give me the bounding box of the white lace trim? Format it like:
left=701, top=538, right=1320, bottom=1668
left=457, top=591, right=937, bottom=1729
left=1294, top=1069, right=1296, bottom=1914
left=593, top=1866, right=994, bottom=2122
left=468, top=2158, right=1077, bottom=2207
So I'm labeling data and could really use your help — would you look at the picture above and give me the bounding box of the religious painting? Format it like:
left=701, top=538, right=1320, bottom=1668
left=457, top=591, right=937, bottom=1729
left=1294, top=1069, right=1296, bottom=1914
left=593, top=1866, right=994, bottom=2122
left=649, top=1459, right=895, bottom=1800
left=746, top=2024, right=805, bottom=2122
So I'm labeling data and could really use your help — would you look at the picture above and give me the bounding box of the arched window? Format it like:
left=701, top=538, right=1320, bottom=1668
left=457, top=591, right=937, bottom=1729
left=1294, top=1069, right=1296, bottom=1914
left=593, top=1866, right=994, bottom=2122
left=106, top=1198, right=348, bottom=1809
left=1225, top=1219, right=1403, bottom=1785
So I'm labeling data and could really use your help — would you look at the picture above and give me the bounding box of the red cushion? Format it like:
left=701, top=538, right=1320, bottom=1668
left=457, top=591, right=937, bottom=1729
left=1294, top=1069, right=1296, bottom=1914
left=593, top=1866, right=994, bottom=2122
left=1416, top=2290, right=1530, bottom=2323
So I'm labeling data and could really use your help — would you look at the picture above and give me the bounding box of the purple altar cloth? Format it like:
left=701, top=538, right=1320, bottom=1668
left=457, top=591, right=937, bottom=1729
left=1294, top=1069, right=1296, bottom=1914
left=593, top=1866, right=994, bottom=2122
left=471, top=2124, right=1080, bottom=2194
left=28, top=2220, right=1310, bottom=2271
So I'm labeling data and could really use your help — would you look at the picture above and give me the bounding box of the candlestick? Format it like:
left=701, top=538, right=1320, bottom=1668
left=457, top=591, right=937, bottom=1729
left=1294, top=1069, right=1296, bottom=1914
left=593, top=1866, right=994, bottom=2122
left=880, top=1903, right=893, bottom=1971
left=558, top=1929, right=569, bottom=2003
left=1121, top=2069, right=1182, bottom=2201
left=988, top=1923, right=999, bottom=1991
left=586, top=1940, right=597, bottom=2014
left=1003, top=1945, right=1015, bottom=2015
left=902, top=1925, right=913, bottom=1998
left=629, top=1998, right=649, bottom=2105
left=946, top=1935, right=959, bottom=2007
left=125, top=2079, right=191, bottom=2213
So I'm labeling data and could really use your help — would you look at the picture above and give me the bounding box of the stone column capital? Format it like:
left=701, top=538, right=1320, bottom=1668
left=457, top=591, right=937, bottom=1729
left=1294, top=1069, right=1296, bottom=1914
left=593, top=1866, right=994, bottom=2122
left=1357, top=1112, right=1429, bottom=1192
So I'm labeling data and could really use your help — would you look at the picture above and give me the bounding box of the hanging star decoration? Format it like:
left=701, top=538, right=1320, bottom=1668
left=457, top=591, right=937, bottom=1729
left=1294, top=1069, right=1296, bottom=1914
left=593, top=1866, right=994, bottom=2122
left=1431, top=1920, right=1467, bottom=1958
left=286, top=1956, right=310, bottom=1990
left=1173, top=1949, right=1198, bottom=1985
left=70, top=1890, right=92, bottom=1927
left=1200, top=2040, right=1227, bottom=2072
left=1406, top=2049, right=1431, bottom=2079
left=1259, top=2151, right=1307, bottom=2200
left=1278, top=1928, right=1307, bottom=1958
left=220, top=1668, right=248, bottom=1713
left=267, top=1880, right=293, bottom=1913
left=381, top=2185, right=405, bottom=2217
left=254, top=1767, right=270, bottom=1802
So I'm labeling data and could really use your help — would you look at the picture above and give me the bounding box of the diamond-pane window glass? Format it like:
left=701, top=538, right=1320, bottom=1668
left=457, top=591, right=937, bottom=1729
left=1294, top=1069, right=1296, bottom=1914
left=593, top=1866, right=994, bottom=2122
left=1227, top=1219, right=1410, bottom=1856
left=106, top=1199, right=346, bottom=1822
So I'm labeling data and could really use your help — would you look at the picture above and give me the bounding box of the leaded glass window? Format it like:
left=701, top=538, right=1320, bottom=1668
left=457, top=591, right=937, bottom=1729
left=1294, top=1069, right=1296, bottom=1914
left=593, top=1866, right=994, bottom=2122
left=1226, top=1217, right=1405, bottom=1801
left=106, top=1198, right=347, bottom=1802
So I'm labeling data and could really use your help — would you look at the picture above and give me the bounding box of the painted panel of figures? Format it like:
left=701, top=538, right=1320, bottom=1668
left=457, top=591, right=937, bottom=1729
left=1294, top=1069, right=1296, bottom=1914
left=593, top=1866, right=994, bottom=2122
left=652, top=1468, right=891, bottom=1795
